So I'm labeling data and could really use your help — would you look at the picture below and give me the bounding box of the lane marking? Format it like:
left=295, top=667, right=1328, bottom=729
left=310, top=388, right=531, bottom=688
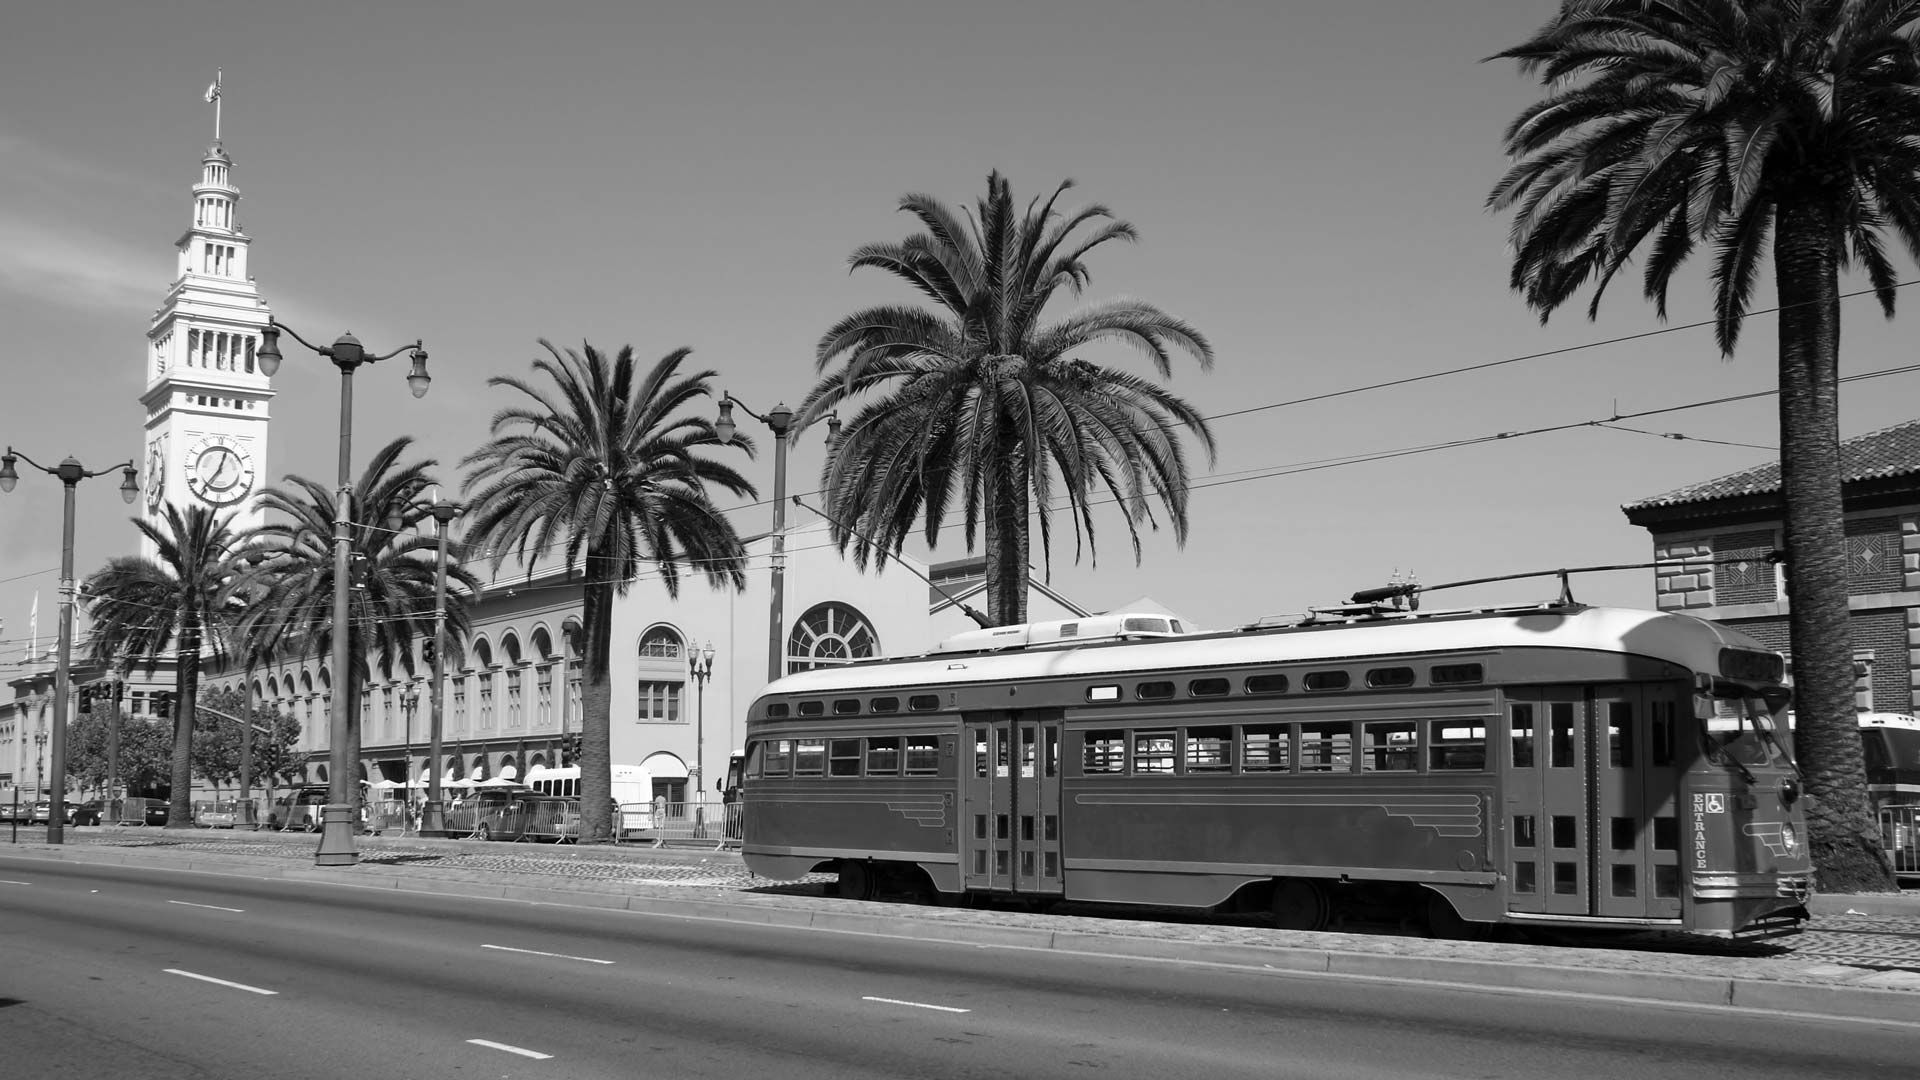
left=469, top=1039, right=553, bottom=1060
left=862, top=995, right=970, bottom=1014
left=482, top=943, right=614, bottom=965
left=0, top=879, right=32, bottom=885
left=169, top=900, right=245, bottom=913
left=164, top=969, right=278, bottom=995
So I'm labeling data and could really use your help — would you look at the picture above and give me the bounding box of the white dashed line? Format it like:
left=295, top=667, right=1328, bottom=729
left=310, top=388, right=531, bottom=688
left=862, top=995, right=971, bottom=1013
left=0, top=879, right=32, bottom=885
left=168, top=900, right=245, bottom=913
left=469, top=1038, right=553, bottom=1059
left=482, top=943, right=614, bottom=965
left=164, top=969, right=278, bottom=995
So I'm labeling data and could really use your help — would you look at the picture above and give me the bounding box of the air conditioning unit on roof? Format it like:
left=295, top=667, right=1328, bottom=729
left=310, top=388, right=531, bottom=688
left=931, top=613, right=1188, bottom=655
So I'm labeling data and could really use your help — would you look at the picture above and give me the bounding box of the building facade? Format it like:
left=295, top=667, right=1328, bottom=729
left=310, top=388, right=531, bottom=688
left=1622, top=418, right=1920, bottom=715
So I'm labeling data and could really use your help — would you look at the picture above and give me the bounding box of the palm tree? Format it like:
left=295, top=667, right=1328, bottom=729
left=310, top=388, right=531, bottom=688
left=247, top=437, right=477, bottom=792
left=461, top=341, right=756, bottom=842
left=800, top=171, right=1215, bottom=626
left=1487, top=1, right=1920, bottom=891
left=84, top=504, right=252, bottom=827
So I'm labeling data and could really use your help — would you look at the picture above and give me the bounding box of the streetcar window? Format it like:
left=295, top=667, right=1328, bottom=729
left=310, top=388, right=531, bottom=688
left=1186, top=727, right=1234, bottom=771
left=1133, top=731, right=1176, bottom=774
left=744, top=740, right=766, bottom=779
left=766, top=703, right=790, bottom=719
left=867, top=737, right=901, bottom=775
left=1136, top=681, right=1176, bottom=701
left=870, top=696, right=900, bottom=714
left=1431, top=663, right=1484, bottom=686
left=764, top=739, right=793, bottom=777
left=1549, top=703, right=1575, bottom=768
left=1189, top=677, right=1231, bottom=698
left=908, top=695, right=940, bottom=712
left=1365, top=667, right=1416, bottom=689
left=1428, top=722, right=1487, bottom=770
left=1245, top=673, right=1289, bottom=696
left=1650, top=700, right=1675, bottom=766
left=1242, top=725, right=1291, bottom=771
left=798, top=701, right=824, bottom=717
left=794, top=739, right=826, bottom=776
left=829, top=739, right=861, bottom=776
left=1299, top=721, right=1353, bottom=771
left=1304, top=670, right=1351, bottom=692
left=833, top=699, right=861, bottom=716
left=1361, top=721, right=1419, bottom=771
left=904, top=736, right=940, bottom=775
left=1607, top=702, right=1634, bottom=767
left=1087, top=685, right=1121, bottom=703
left=1511, top=704, right=1535, bottom=768
left=1084, top=731, right=1126, bottom=773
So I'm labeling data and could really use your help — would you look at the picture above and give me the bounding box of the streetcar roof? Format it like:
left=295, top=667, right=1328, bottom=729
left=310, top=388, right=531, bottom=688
left=759, top=605, right=1773, bottom=698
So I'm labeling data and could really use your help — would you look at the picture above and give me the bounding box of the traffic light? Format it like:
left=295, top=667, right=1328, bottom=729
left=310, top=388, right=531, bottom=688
left=561, top=732, right=583, bottom=765
left=152, top=691, right=174, bottom=717
left=78, top=685, right=92, bottom=714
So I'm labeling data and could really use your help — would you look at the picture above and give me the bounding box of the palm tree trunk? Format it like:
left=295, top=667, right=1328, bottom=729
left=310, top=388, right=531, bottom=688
left=982, top=442, right=1030, bottom=626
left=169, top=620, right=199, bottom=828
left=578, top=565, right=616, bottom=842
left=1773, top=198, right=1896, bottom=893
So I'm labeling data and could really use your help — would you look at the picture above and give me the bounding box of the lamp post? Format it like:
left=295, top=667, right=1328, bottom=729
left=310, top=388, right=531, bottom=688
left=33, top=728, right=48, bottom=804
left=716, top=396, right=840, bottom=686
left=419, top=496, right=462, bottom=838
left=2, top=447, right=138, bottom=845
left=257, top=321, right=430, bottom=866
left=687, top=641, right=714, bottom=792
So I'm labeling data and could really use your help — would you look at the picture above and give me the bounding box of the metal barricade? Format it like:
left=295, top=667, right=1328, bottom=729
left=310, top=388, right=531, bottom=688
left=617, top=796, right=738, bottom=850
left=1881, top=805, right=1920, bottom=875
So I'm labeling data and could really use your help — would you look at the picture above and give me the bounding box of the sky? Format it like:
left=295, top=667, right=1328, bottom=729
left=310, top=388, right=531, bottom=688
left=3, top=0, right=1918, bottom=673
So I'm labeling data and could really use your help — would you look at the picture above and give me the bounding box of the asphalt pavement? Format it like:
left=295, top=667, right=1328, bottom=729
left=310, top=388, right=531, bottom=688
left=5, top=825, right=1918, bottom=1027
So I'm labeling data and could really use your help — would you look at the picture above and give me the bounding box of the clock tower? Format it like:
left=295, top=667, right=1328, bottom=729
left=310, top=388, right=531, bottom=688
left=140, top=76, right=273, bottom=556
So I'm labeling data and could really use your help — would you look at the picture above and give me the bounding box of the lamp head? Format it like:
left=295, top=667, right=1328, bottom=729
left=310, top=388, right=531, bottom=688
left=119, top=465, right=139, bottom=504
left=768, top=401, right=793, bottom=435
left=406, top=345, right=430, bottom=399
left=826, top=413, right=842, bottom=451
left=0, top=451, right=17, bottom=493
left=257, top=325, right=283, bottom=376
left=702, top=640, right=715, bottom=665
left=715, top=395, right=736, bottom=444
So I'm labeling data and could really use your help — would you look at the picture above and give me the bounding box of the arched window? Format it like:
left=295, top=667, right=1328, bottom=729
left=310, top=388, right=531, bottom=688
left=639, top=626, right=683, bottom=659
left=786, top=602, right=880, bottom=674
left=503, top=633, right=524, bottom=729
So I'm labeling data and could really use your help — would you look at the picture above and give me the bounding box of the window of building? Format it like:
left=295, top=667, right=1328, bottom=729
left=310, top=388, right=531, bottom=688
left=639, top=626, right=683, bottom=659
left=637, top=681, right=681, bottom=723
left=785, top=602, right=880, bottom=674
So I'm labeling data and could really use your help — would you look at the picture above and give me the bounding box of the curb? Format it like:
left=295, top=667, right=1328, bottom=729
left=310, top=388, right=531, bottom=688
left=7, top=842, right=1917, bottom=1026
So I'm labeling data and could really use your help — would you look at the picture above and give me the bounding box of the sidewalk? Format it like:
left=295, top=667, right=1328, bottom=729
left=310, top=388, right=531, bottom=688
left=6, top=827, right=1918, bottom=1025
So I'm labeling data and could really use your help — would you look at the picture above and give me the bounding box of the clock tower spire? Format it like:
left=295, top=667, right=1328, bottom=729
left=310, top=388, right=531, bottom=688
left=140, top=74, right=273, bottom=556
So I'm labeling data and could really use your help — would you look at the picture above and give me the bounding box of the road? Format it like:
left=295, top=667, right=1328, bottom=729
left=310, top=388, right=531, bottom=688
left=2, top=854, right=1914, bottom=1079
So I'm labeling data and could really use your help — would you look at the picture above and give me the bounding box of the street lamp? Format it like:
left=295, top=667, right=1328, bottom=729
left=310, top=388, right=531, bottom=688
left=715, top=396, right=839, bottom=685
left=2, top=447, right=138, bottom=845
left=33, top=728, right=48, bottom=803
left=257, top=321, right=430, bottom=866
left=418, top=496, right=462, bottom=838
left=688, top=641, right=715, bottom=791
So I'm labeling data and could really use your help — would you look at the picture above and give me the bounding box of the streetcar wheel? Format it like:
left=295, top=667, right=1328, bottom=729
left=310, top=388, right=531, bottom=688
left=1425, top=892, right=1492, bottom=941
left=838, top=860, right=874, bottom=902
left=1270, top=878, right=1329, bottom=932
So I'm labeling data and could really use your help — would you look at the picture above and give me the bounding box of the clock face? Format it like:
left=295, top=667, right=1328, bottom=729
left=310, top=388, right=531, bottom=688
left=186, top=437, right=255, bottom=505
left=144, top=438, right=167, bottom=510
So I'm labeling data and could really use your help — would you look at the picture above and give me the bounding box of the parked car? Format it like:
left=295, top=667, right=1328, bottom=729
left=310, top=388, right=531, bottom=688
left=193, top=800, right=239, bottom=829
left=268, top=787, right=329, bottom=832
left=478, top=794, right=580, bottom=844
left=29, top=801, right=53, bottom=824
left=117, top=797, right=172, bottom=826
left=69, top=801, right=102, bottom=826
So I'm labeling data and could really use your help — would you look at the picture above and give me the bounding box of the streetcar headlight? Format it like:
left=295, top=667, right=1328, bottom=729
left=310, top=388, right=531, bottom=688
left=1782, top=825, right=1799, bottom=854
left=1780, top=777, right=1799, bottom=806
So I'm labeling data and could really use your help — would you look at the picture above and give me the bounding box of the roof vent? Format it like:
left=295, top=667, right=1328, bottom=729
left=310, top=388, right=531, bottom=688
left=931, top=613, right=1189, bottom=655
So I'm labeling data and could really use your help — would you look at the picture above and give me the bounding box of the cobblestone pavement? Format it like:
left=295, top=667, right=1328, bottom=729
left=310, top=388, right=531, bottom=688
left=18, top=828, right=1920, bottom=988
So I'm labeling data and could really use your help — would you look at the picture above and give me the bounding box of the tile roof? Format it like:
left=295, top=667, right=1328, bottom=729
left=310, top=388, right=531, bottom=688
left=1623, top=417, right=1920, bottom=510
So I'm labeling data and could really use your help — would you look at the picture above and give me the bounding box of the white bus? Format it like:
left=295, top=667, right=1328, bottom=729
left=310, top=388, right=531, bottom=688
left=524, top=763, right=656, bottom=833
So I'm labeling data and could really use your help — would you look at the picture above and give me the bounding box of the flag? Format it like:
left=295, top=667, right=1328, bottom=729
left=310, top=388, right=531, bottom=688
left=28, top=591, right=38, bottom=661
left=205, top=80, right=220, bottom=103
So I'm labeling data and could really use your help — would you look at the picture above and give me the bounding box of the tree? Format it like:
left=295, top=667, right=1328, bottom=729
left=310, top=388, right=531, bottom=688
left=462, top=341, right=755, bottom=841
left=247, top=437, right=477, bottom=792
left=192, top=685, right=301, bottom=802
left=83, top=504, right=252, bottom=827
left=799, top=171, right=1216, bottom=626
left=66, top=703, right=173, bottom=799
left=1486, top=0, right=1920, bottom=891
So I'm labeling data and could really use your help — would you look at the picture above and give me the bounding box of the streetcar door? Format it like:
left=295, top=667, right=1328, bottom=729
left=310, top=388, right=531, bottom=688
left=1591, top=684, right=1685, bottom=921
left=1503, top=688, right=1592, bottom=916
left=960, top=711, right=1064, bottom=896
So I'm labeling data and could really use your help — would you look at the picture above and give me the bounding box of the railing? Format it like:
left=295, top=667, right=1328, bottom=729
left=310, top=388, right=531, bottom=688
left=620, top=797, right=740, bottom=849
left=1882, top=805, right=1919, bottom=875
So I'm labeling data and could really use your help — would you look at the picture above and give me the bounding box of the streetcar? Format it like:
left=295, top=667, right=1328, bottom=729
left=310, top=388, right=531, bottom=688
left=740, top=598, right=1812, bottom=938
